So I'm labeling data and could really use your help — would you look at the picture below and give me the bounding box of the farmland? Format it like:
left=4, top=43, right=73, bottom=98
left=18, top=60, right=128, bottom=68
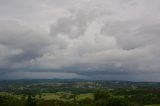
left=0, top=79, right=160, bottom=106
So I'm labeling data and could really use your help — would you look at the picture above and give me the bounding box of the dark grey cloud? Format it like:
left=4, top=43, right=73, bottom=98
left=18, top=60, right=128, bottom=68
left=0, top=20, right=50, bottom=70
left=0, top=0, right=160, bottom=81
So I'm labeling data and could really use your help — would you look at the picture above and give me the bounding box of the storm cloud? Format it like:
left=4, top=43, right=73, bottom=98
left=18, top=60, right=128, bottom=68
left=0, top=0, right=160, bottom=81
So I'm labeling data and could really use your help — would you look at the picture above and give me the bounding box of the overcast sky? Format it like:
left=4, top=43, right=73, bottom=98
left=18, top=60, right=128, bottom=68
left=0, top=0, right=160, bottom=81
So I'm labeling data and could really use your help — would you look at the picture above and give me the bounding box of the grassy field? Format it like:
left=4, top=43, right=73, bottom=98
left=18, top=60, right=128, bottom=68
left=1, top=92, right=160, bottom=105
left=40, top=93, right=60, bottom=100
left=0, top=92, right=93, bottom=101
left=78, top=93, right=93, bottom=100
left=37, top=93, right=93, bottom=100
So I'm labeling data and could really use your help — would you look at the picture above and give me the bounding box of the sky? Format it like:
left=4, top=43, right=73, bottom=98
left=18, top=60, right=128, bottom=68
left=0, top=0, right=160, bottom=81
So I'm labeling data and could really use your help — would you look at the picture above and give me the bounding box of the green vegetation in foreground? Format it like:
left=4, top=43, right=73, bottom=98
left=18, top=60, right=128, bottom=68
left=0, top=92, right=93, bottom=101
left=0, top=90, right=130, bottom=106
left=1, top=79, right=160, bottom=105
left=145, top=104, right=160, bottom=106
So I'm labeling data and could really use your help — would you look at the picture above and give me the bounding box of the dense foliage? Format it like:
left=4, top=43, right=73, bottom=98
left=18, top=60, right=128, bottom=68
left=0, top=90, right=130, bottom=106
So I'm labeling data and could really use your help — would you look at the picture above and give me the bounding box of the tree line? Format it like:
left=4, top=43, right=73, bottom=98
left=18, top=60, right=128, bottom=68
left=0, top=90, right=138, bottom=106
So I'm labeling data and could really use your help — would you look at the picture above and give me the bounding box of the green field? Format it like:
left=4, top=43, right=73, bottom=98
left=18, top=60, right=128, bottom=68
left=40, top=93, right=93, bottom=100
left=78, top=93, right=93, bottom=100
left=1, top=80, right=160, bottom=106
left=40, top=93, right=60, bottom=100
left=0, top=92, right=94, bottom=102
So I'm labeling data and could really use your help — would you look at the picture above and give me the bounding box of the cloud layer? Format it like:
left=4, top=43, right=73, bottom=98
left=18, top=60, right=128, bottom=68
left=0, top=0, right=160, bottom=81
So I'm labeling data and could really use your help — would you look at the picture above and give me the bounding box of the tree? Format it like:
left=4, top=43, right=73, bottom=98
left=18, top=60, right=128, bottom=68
left=94, top=90, right=111, bottom=106
left=27, top=95, right=37, bottom=106
left=94, top=90, right=130, bottom=106
left=107, top=96, right=129, bottom=106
